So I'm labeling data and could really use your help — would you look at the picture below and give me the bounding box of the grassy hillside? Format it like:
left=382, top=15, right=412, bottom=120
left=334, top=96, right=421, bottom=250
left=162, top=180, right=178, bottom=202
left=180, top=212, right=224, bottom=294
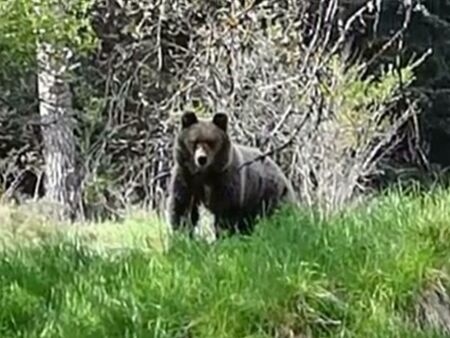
left=1, top=188, right=450, bottom=337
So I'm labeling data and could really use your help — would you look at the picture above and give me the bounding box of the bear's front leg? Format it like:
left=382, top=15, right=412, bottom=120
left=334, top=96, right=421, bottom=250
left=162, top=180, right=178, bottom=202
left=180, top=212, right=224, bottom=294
left=213, top=214, right=256, bottom=238
left=213, top=215, right=241, bottom=238
left=167, top=171, right=198, bottom=236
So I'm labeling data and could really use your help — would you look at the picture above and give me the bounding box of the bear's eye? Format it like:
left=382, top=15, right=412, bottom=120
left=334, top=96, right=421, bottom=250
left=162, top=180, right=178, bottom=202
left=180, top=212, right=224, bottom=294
left=198, top=139, right=214, bottom=148
left=205, top=140, right=215, bottom=147
left=185, top=139, right=197, bottom=151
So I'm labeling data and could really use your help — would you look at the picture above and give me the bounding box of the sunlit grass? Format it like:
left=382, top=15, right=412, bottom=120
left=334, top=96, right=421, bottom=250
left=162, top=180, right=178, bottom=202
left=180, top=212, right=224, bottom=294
left=1, top=188, right=450, bottom=337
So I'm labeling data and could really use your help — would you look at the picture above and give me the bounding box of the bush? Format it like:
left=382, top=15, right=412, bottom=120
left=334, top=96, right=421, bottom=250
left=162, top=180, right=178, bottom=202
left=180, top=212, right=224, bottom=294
left=0, top=0, right=428, bottom=217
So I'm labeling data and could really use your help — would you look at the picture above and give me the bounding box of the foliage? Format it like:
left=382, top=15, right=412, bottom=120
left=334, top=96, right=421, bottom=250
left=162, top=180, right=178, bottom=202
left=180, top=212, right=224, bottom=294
left=317, top=56, right=417, bottom=149
left=0, top=0, right=35, bottom=70
left=1, top=188, right=450, bottom=336
left=0, top=0, right=96, bottom=72
left=32, top=0, right=96, bottom=51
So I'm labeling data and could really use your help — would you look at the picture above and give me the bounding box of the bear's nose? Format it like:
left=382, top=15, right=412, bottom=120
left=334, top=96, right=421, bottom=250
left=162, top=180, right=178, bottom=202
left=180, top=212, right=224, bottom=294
left=197, top=155, right=207, bottom=166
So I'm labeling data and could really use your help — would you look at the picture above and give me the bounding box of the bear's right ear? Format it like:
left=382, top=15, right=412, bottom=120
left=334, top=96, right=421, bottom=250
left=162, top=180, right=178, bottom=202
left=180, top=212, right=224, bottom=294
left=181, top=112, right=198, bottom=129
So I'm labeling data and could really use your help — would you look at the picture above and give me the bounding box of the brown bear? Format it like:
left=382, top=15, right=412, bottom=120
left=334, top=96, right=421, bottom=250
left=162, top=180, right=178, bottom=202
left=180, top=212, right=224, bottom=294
left=166, top=111, right=297, bottom=237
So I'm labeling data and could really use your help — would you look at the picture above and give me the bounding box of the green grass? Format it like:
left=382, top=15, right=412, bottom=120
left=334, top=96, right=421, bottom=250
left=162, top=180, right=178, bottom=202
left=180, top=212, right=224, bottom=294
left=2, top=188, right=450, bottom=337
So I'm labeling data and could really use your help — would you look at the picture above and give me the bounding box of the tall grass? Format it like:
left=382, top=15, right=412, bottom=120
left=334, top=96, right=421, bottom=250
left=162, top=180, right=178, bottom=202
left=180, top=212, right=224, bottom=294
left=1, top=188, right=450, bottom=337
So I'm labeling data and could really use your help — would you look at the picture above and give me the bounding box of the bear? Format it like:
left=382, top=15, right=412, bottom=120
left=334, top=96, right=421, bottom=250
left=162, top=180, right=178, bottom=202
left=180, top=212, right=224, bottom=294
left=166, top=111, right=297, bottom=237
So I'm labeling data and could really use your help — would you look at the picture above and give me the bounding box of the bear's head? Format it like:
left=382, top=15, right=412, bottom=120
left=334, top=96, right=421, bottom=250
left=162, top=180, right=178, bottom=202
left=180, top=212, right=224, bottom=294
left=175, top=112, right=231, bottom=174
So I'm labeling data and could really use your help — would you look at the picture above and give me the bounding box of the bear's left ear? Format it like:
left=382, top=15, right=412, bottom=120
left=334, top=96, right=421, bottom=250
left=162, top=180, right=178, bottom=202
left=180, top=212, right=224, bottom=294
left=181, top=112, right=198, bottom=129
left=212, top=113, right=228, bottom=132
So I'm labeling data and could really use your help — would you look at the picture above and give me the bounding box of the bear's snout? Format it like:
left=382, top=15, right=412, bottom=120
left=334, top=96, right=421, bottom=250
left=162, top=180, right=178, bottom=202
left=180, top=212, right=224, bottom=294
left=194, top=145, right=210, bottom=168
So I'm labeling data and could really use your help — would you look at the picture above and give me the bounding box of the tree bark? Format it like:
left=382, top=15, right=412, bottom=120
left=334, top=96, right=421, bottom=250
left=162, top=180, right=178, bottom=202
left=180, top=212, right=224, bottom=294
left=37, top=42, right=83, bottom=222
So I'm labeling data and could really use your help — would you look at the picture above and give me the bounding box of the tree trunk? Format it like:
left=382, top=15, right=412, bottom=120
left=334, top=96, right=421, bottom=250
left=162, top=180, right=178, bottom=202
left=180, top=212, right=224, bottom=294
left=37, top=42, right=83, bottom=222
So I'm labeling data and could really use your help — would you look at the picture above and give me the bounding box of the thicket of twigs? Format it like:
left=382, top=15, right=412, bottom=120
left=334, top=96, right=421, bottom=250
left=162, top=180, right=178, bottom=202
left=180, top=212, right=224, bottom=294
left=0, top=0, right=429, bottom=218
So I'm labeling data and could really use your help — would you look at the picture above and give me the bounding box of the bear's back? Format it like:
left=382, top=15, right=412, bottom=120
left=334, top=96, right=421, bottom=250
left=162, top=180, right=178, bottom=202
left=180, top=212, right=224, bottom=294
left=235, top=145, right=287, bottom=181
left=234, top=144, right=297, bottom=208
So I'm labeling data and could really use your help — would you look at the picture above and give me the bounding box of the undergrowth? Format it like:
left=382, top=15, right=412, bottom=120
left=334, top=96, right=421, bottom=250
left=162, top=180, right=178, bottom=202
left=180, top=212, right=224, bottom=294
left=1, top=188, right=450, bottom=337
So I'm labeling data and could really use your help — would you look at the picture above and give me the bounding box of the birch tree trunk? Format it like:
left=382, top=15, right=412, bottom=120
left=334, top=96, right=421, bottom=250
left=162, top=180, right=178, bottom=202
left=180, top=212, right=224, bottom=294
left=37, top=42, right=83, bottom=221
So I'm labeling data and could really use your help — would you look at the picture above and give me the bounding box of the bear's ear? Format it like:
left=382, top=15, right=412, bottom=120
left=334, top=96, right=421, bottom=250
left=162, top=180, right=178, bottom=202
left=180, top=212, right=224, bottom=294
left=212, top=113, right=228, bottom=132
left=181, top=112, right=198, bottom=129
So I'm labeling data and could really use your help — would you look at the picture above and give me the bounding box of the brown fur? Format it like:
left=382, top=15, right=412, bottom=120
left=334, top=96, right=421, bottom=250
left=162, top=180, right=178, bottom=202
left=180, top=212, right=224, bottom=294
left=167, top=112, right=297, bottom=237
